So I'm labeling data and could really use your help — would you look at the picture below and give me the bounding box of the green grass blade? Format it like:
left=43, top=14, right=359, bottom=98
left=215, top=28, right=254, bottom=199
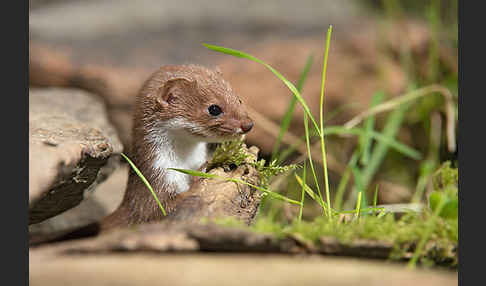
left=319, top=25, right=333, bottom=218
left=169, top=168, right=302, bottom=206
left=231, top=178, right=302, bottom=205
left=377, top=209, right=387, bottom=218
left=351, top=165, right=368, bottom=210
left=298, top=160, right=307, bottom=221
left=271, top=53, right=314, bottom=161
left=277, top=104, right=358, bottom=164
left=359, top=91, right=385, bottom=165
left=121, top=153, right=167, bottom=216
left=355, top=191, right=362, bottom=218
left=333, top=151, right=360, bottom=211
left=303, top=112, right=326, bottom=214
left=203, top=43, right=321, bottom=136
left=412, top=155, right=438, bottom=203
left=373, top=184, right=379, bottom=215
left=323, top=126, right=422, bottom=160
left=360, top=101, right=412, bottom=188
left=295, top=173, right=327, bottom=209
left=408, top=193, right=447, bottom=269
left=168, top=168, right=219, bottom=179
left=333, top=169, right=351, bottom=211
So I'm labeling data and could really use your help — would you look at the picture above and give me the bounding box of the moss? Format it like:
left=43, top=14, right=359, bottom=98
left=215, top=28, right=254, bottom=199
left=207, top=140, right=251, bottom=170
left=429, top=161, right=458, bottom=219
left=208, top=140, right=298, bottom=187
left=432, top=161, right=458, bottom=195
left=209, top=148, right=457, bottom=267
left=215, top=211, right=457, bottom=267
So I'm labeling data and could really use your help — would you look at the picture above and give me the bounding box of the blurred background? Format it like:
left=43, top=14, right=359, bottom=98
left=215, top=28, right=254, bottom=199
left=29, top=0, right=458, bottom=227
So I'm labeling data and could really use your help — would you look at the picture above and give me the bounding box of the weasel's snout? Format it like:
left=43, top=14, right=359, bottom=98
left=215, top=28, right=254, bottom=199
left=241, top=120, right=254, bottom=134
left=221, top=118, right=254, bottom=135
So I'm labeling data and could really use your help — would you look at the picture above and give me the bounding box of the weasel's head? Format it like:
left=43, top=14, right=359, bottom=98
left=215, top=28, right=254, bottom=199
left=140, top=65, right=253, bottom=143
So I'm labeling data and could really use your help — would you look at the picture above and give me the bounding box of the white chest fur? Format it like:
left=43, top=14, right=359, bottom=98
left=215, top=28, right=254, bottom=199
left=149, top=129, right=209, bottom=194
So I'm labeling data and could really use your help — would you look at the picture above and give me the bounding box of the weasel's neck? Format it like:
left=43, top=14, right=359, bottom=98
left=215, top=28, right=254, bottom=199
left=144, top=128, right=209, bottom=194
left=105, top=123, right=209, bottom=228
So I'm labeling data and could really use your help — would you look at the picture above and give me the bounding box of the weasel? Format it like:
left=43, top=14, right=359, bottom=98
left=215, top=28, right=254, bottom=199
left=101, top=64, right=254, bottom=229
left=28, top=64, right=254, bottom=246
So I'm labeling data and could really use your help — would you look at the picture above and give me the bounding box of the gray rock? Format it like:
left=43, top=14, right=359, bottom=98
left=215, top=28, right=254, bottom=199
left=29, top=165, right=128, bottom=236
left=29, top=88, right=123, bottom=224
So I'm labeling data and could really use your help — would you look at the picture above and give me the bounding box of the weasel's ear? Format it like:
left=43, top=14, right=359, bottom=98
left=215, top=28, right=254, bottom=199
left=157, top=77, right=196, bottom=107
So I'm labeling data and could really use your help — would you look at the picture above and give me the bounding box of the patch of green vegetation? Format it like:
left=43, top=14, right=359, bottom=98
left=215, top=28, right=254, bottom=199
left=207, top=139, right=299, bottom=188
left=215, top=174, right=458, bottom=268
left=208, top=140, right=299, bottom=188
left=204, top=30, right=457, bottom=264
left=429, top=161, right=458, bottom=220
left=171, top=140, right=302, bottom=206
left=120, top=1, right=457, bottom=270
left=253, top=159, right=299, bottom=188
left=181, top=3, right=458, bottom=268
left=211, top=162, right=457, bottom=267
left=207, top=140, right=250, bottom=170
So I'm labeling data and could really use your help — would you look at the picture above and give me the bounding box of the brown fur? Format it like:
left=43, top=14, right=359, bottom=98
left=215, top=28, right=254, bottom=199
left=100, top=65, right=253, bottom=230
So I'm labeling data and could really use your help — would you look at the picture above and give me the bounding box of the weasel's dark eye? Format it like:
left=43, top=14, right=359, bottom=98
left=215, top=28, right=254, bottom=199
left=208, top=104, right=223, bottom=116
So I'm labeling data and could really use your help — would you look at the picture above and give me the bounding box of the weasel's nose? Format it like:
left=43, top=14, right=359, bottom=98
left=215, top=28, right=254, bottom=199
left=241, top=121, right=254, bottom=133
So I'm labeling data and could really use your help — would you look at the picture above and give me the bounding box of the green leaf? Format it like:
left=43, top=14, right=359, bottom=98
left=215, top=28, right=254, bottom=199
left=373, top=184, right=379, bottom=215
left=428, top=191, right=442, bottom=212
left=121, top=153, right=167, bottom=216
left=271, top=53, right=314, bottom=161
left=169, top=168, right=302, bottom=206
left=355, top=191, right=362, bottom=218
left=440, top=198, right=458, bottom=219
left=334, top=151, right=360, bottom=211
left=298, top=160, right=307, bottom=221
left=169, top=168, right=219, bottom=179
left=303, top=111, right=326, bottom=213
left=295, top=173, right=327, bottom=208
left=318, top=25, right=334, bottom=218
left=361, top=99, right=412, bottom=189
left=324, top=126, right=422, bottom=160
left=359, top=91, right=385, bottom=165
left=351, top=166, right=368, bottom=210
left=428, top=191, right=457, bottom=219
left=203, top=43, right=321, bottom=137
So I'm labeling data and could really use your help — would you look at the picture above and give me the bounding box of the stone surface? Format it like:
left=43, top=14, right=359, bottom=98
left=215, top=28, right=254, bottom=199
left=29, top=251, right=457, bottom=286
left=29, top=88, right=123, bottom=224
left=30, top=223, right=281, bottom=255
left=29, top=165, right=128, bottom=237
left=28, top=211, right=456, bottom=285
left=29, top=145, right=262, bottom=246
left=28, top=222, right=397, bottom=259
